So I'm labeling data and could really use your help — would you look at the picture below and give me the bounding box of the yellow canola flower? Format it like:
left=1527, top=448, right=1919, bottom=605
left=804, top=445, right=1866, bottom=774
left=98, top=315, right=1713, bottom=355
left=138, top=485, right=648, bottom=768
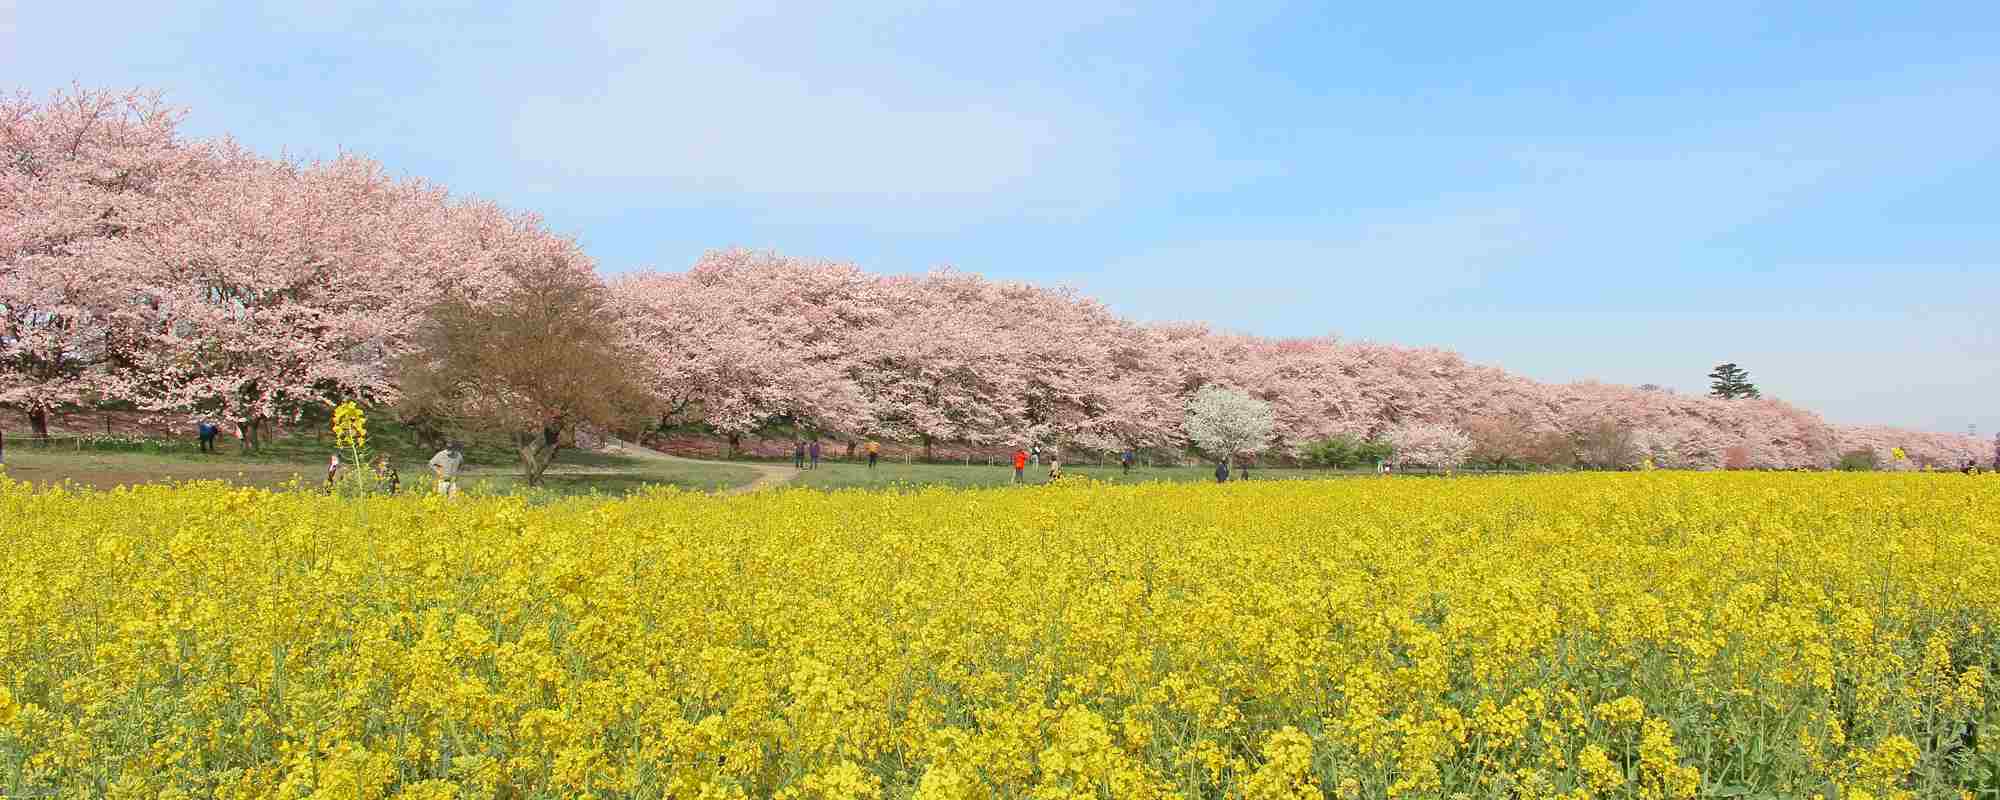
left=331, top=400, right=367, bottom=450
left=1577, top=744, right=1624, bottom=792
left=1594, top=695, right=1648, bottom=725
left=0, top=472, right=1996, bottom=798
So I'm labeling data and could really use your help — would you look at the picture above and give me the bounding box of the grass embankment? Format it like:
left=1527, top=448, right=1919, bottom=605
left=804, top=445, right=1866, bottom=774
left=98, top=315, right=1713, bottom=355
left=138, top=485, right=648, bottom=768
left=0, top=421, right=759, bottom=495
left=4, top=418, right=1392, bottom=494
left=784, top=459, right=1376, bottom=490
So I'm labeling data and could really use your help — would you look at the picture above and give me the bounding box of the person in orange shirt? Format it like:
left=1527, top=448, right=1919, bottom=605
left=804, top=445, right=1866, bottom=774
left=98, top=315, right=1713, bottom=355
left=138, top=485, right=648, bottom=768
left=1012, top=448, right=1028, bottom=483
left=866, top=440, right=880, bottom=469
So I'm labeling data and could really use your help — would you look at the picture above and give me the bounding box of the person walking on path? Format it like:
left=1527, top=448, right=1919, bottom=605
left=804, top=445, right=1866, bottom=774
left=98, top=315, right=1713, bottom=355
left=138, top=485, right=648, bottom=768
left=1013, top=448, right=1028, bottom=483
left=866, top=440, right=880, bottom=469
left=809, top=440, right=821, bottom=470
left=429, top=443, right=464, bottom=497
left=197, top=420, right=219, bottom=453
left=1239, top=456, right=1251, bottom=481
left=794, top=440, right=806, bottom=470
left=1030, top=444, right=1040, bottom=467
left=1120, top=449, right=1134, bottom=475
left=1214, top=459, right=1228, bottom=484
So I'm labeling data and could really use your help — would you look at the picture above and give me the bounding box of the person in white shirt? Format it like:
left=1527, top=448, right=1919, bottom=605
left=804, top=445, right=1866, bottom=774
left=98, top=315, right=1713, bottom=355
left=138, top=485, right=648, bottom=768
left=428, top=443, right=464, bottom=496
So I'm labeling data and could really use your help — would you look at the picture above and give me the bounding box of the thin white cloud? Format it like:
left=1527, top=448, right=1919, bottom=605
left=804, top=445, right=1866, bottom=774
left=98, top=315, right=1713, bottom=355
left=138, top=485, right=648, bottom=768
left=513, top=76, right=1116, bottom=202
left=1094, top=82, right=2000, bottom=315
left=507, top=1, right=1220, bottom=218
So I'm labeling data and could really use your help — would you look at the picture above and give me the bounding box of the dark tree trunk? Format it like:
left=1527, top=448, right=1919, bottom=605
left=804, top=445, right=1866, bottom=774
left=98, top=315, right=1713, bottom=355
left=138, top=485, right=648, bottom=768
left=727, top=433, right=741, bottom=459
left=518, top=440, right=559, bottom=486
left=403, top=415, right=444, bottom=451
left=922, top=434, right=934, bottom=463
left=27, top=407, right=49, bottom=441
left=237, top=418, right=262, bottom=453
left=517, top=421, right=565, bottom=486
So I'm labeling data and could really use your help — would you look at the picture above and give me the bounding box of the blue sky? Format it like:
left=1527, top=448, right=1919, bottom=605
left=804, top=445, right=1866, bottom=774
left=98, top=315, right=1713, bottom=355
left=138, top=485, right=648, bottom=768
left=5, top=1, right=1996, bottom=435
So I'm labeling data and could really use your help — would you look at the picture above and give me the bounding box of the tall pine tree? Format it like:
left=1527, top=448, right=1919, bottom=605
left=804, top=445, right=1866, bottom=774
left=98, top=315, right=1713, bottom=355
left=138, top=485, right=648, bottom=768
left=1708, top=362, right=1761, bottom=399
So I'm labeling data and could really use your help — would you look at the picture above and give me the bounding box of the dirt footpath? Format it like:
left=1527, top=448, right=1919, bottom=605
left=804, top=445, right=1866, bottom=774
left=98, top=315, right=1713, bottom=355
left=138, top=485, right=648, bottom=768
left=606, top=438, right=796, bottom=495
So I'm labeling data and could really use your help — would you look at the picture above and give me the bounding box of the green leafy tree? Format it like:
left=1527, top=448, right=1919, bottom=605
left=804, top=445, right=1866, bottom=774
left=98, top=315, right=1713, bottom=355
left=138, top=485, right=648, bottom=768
left=1707, top=363, right=1761, bottom=399
left=1301, top=435, right=1360, bottom=468
left=1356, top=439, right=1394, bottom=467
left=1298, top=435, right=1394, bottom=469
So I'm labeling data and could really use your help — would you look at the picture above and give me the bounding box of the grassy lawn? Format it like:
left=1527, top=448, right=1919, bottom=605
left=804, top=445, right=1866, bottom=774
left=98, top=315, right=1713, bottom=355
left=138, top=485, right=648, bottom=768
left=442, top=461, right=761, bottom=496
left=784, top=459, right=1378, bottom=490
left=2, top=421, right=1412, bottom=495
left=0, top=441, right=759, bottom=495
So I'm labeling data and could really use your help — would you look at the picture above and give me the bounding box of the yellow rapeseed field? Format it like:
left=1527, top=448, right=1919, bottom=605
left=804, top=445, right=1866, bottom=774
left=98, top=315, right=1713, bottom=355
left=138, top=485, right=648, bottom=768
left=2, top=472, right=1998, bottom=799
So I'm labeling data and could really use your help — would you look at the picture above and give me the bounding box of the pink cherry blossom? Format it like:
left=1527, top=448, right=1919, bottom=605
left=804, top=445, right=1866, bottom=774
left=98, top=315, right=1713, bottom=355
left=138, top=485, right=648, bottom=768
left=0, top=87, right=217, bottom=435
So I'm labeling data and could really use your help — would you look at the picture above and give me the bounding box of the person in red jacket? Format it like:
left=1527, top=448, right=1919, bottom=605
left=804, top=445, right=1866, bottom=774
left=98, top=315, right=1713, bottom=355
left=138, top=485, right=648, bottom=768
left=1013, top=448, right=1028, bottom=483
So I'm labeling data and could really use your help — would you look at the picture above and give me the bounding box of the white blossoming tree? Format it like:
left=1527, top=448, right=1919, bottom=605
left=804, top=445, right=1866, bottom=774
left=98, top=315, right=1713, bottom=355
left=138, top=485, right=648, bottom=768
left=1182, top=385, right=1275, bottom=471
left=1385, top=422, right=1475, bottom=470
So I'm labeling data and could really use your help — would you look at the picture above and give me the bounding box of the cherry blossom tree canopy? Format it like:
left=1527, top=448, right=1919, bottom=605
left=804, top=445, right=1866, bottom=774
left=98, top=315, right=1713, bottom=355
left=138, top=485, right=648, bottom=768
left=5, top=86, right=1982, bottom=469
left=1182, top=385, right=1275, bottom=464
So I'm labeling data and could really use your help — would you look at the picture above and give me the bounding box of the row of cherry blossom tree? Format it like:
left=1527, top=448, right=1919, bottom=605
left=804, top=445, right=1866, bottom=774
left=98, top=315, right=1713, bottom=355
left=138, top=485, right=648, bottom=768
left=2, top=87, right=593, bottom=449
left=611, top=251, right=1987, bottom=469
left=4, top=87, right=1986, bottom=469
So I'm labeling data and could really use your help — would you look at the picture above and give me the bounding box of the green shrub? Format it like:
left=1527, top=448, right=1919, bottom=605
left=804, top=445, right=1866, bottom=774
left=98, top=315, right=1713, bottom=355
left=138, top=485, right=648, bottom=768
left=1300, top=436, right=1357, bottom=468
left=1838, top=449, right=1879, bottom=471
left=1300, top=436, right=1394, bottom=469
left=1356, top=440, right=1393, bottom=466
